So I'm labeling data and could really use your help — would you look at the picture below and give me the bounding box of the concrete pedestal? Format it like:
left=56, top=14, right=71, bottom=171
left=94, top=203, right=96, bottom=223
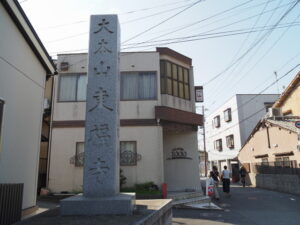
left=60, top=193, right=135, bottom=215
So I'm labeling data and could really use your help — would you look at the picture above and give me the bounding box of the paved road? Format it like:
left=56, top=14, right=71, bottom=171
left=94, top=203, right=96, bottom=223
left=172, top=184, right=300, bottom=225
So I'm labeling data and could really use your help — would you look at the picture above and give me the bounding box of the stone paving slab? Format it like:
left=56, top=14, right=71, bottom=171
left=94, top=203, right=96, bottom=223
left=14, top=199, right=172, bottom=225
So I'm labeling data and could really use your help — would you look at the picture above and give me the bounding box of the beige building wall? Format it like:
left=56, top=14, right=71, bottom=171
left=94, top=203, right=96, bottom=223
left=239, top=126, right=299, bottom=164
left=120, top=126, right=164, bottom=187
left=48, top=128, right=84, bottom=193
left=48, top=126, right=164, bottom=192
left=163, top=131, right=201, bottom=191
left=0, top=4, right=46, bottom=209
left=278, top=84, right=300, bottom=115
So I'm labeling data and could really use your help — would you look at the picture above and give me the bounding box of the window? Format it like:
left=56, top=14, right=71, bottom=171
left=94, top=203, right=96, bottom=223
left=160, top=60, right=190, bottom=100
left=224, top=108, right=232, bottom=122
left=120, top=141, right=137, bottom=166
left=214, top=139, right=222, bottom=151
left=261, top=158, right=268, bottom=166
left=58, top=74, right=87, bottom=101
left=121, top=72, right=157, bottom=100
left=275, top=157, right=290, bottom=167
left=0, top=99, right=4, bottom=140
left=213, top=115, right=220, bottom=128
left=75, top=142, right=84, bottom=167
left=226, top=135, right=234, bottom=149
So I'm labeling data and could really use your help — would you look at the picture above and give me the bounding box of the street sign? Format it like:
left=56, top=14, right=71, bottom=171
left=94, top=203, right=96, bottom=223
left=295, top=121, right=300, bottom=128
left=195, top=86, right=204, bottom=102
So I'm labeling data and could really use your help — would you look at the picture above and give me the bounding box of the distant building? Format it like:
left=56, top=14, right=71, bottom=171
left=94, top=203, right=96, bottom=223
left=273, top=71, right=300, bottom=116
left=206, top=94, right=279, bottom=180
left=238, top=71, right=300, bottom=185
left=48, top=48, right=203, bottom=193
left=0, top=0, right=55, bottom=213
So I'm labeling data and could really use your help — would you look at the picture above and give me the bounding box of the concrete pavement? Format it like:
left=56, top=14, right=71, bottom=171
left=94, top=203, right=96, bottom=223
left=172, top=184, right=300, bottom=225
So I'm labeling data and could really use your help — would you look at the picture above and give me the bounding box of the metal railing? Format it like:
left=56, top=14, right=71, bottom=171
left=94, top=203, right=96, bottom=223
left=0, top=183, right=23, bottom=225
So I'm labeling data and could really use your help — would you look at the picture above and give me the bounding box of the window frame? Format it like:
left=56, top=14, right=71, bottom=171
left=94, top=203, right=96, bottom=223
left=226, top=134, right=234, bottom=149
left=120, top=71, right=158, bottom=101
left=224, top=108, right=232, bottom=122
left=213, top=115, right=221, bottom=128
left=120, top=141, right=137, bottom=166
left=214, top=139, right=222, bottom=151
left=0, top=99, right=4, bottom=141
left=57, top=73, right=87, bottom=102
left=261, top=158, right=269, bottom=166
left=160, top=60, right=190, bottom=100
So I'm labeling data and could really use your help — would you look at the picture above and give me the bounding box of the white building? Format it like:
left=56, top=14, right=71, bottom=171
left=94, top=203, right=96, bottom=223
left=206, top=94, right=279, bottom=180
left=48, top=48, right=203, bottom=193
left=0, top=0, right=55, bottom=213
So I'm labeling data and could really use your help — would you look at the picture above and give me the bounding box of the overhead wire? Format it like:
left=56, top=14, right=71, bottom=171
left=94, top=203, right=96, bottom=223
left=207, top=0, right=284, bottom=103
left=206, top=64, right=300, bottom=138
left=201, top=0, right=300, bottom=87
left=122, top=0, right=205, bottom=44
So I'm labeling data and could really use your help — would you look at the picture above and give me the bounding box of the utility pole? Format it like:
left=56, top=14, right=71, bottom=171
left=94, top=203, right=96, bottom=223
left=202, top=105, right=208, bottom=177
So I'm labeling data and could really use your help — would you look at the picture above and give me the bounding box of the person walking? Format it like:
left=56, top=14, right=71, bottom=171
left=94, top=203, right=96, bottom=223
left=221, top=165, right=231, bottom=196
left=209, top=166, right=220, bottom=200
left=239, top=166, right=247, bottom=187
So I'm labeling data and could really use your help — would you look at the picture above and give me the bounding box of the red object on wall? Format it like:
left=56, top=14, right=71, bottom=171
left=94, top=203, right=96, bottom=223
left=162, top=183, right=168, bottom=199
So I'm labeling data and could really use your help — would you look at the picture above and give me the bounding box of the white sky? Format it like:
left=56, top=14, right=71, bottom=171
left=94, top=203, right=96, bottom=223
left=20, top=0, right=300, bottom=119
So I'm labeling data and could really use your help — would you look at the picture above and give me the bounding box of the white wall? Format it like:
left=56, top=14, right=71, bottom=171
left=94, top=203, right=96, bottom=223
left=206, top=94, right=279, bottom=163
left=163, top=131, right=201, bottom=192
left=0, top=4, right=46, bottom=209
left=206, top=96, right=241, bottom=162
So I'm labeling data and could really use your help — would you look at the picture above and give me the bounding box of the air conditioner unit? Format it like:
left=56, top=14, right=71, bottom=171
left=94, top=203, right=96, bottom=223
left=268, top=108, right=282, bottom=117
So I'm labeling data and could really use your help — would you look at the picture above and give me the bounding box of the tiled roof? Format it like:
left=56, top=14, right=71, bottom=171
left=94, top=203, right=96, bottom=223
left=266, top=117, right=300, bottom=133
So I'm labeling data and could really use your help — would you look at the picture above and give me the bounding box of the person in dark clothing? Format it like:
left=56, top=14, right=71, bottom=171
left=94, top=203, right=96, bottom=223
left=239, top=166, right=247, bottom=187
left=221, top=166, right=230, bottom=196
left=209, top=166, right=220, bottom=200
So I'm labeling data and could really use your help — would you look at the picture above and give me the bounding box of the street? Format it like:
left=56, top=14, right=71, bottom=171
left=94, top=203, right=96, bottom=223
left=172, top=184, right=300, bottom=225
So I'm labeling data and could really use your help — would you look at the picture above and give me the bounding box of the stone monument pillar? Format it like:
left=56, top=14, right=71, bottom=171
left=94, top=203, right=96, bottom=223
left=60, top=14, right=135, bottom=216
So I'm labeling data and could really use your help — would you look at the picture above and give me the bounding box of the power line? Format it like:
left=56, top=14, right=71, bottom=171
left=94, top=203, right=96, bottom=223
left=48, top=21, right=300, bottom=55
left=122, top=0, right=205, bottom=44
left=206, top=0, right=285, bottom=103
left=206, top=64, right=300, bottom=139
left=202, top=0, right=299, bottom=87
left=37, top=0, right=196, bottom=30
left=121, top=22, right=300, bottom=48
left=142, top=0, right=278, bottom=44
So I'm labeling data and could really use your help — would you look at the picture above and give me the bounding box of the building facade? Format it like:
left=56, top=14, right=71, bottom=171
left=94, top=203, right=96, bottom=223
left=238, top=71, right=300, bottom=187
left=206, top=94, right=279, bottom=179
left=48, top=48, right=203, bottom=193
left=0, top=0, right=55, bottom=211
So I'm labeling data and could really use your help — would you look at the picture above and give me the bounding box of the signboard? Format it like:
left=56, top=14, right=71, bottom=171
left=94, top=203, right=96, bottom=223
left=195, top=86, right=203, bottom=102
left=295, top=121, right=300, bottom=129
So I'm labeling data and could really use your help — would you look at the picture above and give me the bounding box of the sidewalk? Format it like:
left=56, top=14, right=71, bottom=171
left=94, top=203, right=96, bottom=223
left=173, top=183, right=300, bottom=225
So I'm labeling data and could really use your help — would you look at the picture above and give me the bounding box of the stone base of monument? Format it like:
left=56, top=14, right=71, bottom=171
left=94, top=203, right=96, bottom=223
left=60, top=193, right=135, bottom=215
left=15, top=199, right=172, bottom=225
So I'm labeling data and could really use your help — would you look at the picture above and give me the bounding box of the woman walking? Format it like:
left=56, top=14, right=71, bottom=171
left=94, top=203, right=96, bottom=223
left=221, top=166, right=231, bottom=196
left=209, top=166, right=220, bottom=200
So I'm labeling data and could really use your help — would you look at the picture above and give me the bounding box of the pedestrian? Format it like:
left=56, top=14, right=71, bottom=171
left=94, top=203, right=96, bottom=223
left=239, top=166, right=247, bottom=187
left=209, top=166, right=220, bottom=200
left=221, top=165, right=230, bottom=196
